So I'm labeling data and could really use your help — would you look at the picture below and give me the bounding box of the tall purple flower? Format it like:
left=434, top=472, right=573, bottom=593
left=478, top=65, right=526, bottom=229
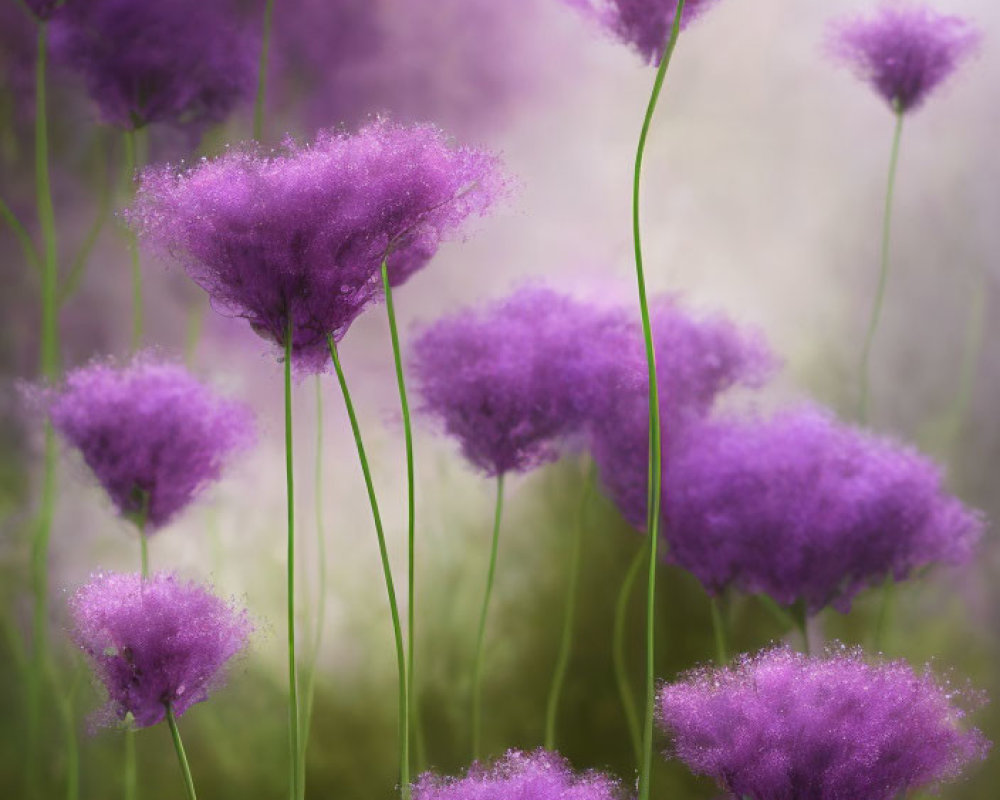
left=412, top=749, right=626, bottom=800
left=47, top=355, right=255, bottom=530
left=658, top=646, right=989, bottom=800
left=829, top=5, right=981, bottom=113
left=69, top=571, right=252, bottom=728
left=129, top=121, right=506, bottom=372
left=662, top=407, right=984, bottom=613
left=565, top=0, right=719, bottom=63
left=49, top=0, right=256, bottom=131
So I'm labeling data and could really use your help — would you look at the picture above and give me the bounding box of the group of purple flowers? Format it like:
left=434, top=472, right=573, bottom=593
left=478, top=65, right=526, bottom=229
left=7, top=0, right=992, bottom=799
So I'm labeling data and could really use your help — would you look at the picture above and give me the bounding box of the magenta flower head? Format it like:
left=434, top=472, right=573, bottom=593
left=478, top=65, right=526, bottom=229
left=565, top=0, right=719, bottom=64
left=47, top=354, right=255, bottom=531
left=69, top=571, right=252, bottom=728
left=50, top=0, right=256, bottom=130
left=829, top=5, right=981, bottom=114
left=658, top=646, right=990, bottom=800
left=662, top=407, right=985, bottom=613
left=129, top=121, right=506, bottom=373
left=411, top=288, right=618, bottom=477
left=412, top=749, right=626, bottom=800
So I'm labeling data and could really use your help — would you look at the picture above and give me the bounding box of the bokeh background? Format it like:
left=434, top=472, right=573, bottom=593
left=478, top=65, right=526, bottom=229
left=2, top=0, right=998, bottom=797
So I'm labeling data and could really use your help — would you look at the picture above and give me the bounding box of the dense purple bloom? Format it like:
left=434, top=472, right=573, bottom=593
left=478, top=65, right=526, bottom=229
left=412, top=749, right=625, bottom=800
left=129, top=121, right=506, bottom=373
left=50, top=0, right=256, bottom=130
left=587, top=298, right=774, bottom=529
left=658, top=646, right=989, bottom=800
left=565, top=0, right=719, bottom=64
left=663, top=407, right=984, bottom=613
left=69, top=571, right=251, bottom=728
left=411, top=288, right=622, bottom=477
left=48, top=355, right=254, bottom=530
left=829, top=6, right=980, bottom=113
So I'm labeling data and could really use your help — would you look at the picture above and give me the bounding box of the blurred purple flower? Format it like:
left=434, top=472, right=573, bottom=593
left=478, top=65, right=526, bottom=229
left=412, top=749, right=626, bottom=800
left=587, top=297, right=775, bottom=529
left=829, top=5, right=980, bottom=113
left=565, top=0, right=719, bottom=64
left=47, top=354, right=254, bottom=530
left=128, top=121, right=506, bottom=373
left=658, top=646, right=989, bottom=800
left=70, top=571, right=251, bottom=728
left=663, top=407, right=984, bottom=613
left=49, top=0, right=256, bottom=131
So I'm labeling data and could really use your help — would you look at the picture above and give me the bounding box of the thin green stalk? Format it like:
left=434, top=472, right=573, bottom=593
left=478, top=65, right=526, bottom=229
left=59, top=132, right=112, bottom=305
left=709, top=595, right=728, bottom=665
left=872, top=574, right=895, bottom=653
left=544, top=462, right=594, bottom=750
left=134, top=489, right=150, bottom=578
left=633, top=5, right=685, bottom=799
left=54, top=677, right=79, bottom=800
left=613, top=546, right=645, bottom=769
left=328, top=335, right=409, bottom=798
left=124, top=723, right=137, bottom=800
left=0, top=194, right=42, bottom=272
left=165, top=705, right=197, bottom=800
left=858, top=106, right=904, bottom=424
left=792, top=602, right=811, bottom=656
left=284, top=323, right=301, bottom=800
left=122, top=128, right=143, bottom=352
left=379, top=259, right=417, bottom=785
left=253, top=0, right=275, bottom=141
left=756, top=595, right=796, bottom=631
left=471, top=474, right=505, bottom=761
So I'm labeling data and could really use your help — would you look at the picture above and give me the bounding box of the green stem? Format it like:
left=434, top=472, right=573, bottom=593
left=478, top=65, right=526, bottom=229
left=59, top=132, right=112, bottom=305
left=756, top=594, right=796, bottom=631
left=135, top=490, right=150, bottom=578
left=872, top=574, right=895, bottom=653
left=327, top=335, right=409, bottom=797
left=471, top=474, right=505, bottom=761
left=124, top=724, right=137, bottom=800
left=122, top=128, right=143, bottom=352
left=544, top=462, right=593, bottom=750
left=708, top=595, right=728, bottom=665
left=0, top=194, right=42, bottom=272
left=184, top=299, right=206, bottom=367
left=858, top=107, right=904, bottom=424
left=165, top=705, right=197, bottom=800
left=613, top=545, right=645, bottom=769
left=56, top=680, right=78, bottom=800
left=253, top=0, right=275, bottom=141
left=633, top=5, right=685, bottom=798
left=284, top=323, right=301, bottom=800
left=793, top=603, right=810, bottom=656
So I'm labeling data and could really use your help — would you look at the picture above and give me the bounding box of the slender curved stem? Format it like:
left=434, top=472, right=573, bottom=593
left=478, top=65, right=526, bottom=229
left=544, top=462, right=593, bottom=750
left=472, top=474, right=505, bottom=761
left=124, top=725, right=137, bottom=800
left=858, top=108, right=904, bottom=424
left=872, top=574, right=895, bottom=653
left=756, top=594, right=796, bottom=631
left=708, top=595, right=727, bottom=665
left=0, top=195, right=42, bottom=272
left=613, top=545, right=645, bottom=769
left=135, top=491, right=150, bottom=579
left=165, top=705, right=197, bottom=800
left=253, top=0, right=275, bottom=141
left=633, top=5, right=685, bottom=799
left=793, top=603, right=811, bottom=656
left=284, top=323, right=301, bottom=800
left=60, top=132, right=112, bottom=305
left=55, top=675, right=79, bottom=800
left=328, top=335, right=409, bottom=797
left=122, top=128, right=143, bottom=352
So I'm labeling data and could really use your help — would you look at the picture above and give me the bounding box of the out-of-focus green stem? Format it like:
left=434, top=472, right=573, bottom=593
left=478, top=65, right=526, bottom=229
left=873, top=574, right=895, bottom=653
left=60, top=132, right=112, bottom=305
left=0, top=195, right=42, bottom=272
left=136, top=492, right=149, bottom=578
left=793, top=602, right=811, bottom=656
left=709, top=595, right=727, bottom=665
left=756, top=594, right=796, bottom=631
left=613, top=546, right=645, bottom=768
left=165, top=705, right=197, bottom=800
left=124, top=724, right=137, bottom=800
left=284, top=322, right=301, bottom=800
left=253, top=0, right=275, bottom=141
left=122, top=128, right=143, bottom=352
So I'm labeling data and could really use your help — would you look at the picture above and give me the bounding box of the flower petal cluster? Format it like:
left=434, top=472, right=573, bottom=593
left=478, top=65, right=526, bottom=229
left=829, top=5, right=980, bottom=113
left=658, top=646, right=989, bottom=800
left=412, top=749, right=626, bottom=800
left=48, top=355, right=255, bottom=530
left=129, top=121, right=506, bottom=373
left=662, top=407, right=984, bottom=613
left=50, top=0, right=256, bottom=131
left=70, top=572, right=251, bottom=728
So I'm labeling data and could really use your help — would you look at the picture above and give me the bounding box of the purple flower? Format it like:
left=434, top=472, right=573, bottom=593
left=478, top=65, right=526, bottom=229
left=47, top=355, right=255, bottom=531
left=410, top=288, right=619, bottom=477
left=829, top=6, right=981, bottom=113
left=129, top=121, right=506, bottom=373
left=69, top=571, right=251, bottom=728
left=658, top=646, right=990, bottom=800
left=662, top=407, right=984, bottom=613
left=566, top=0, right=719, bottom=64
left=412, top=749, right=626, bottom=800
left=587, top=297, right=774, bottom=529
left=50, top=0, right=256, bottom=130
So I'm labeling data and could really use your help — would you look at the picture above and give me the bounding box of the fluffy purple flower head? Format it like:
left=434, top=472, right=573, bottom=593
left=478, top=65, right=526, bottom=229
left=663, top=407, right=984, bottom=613
left=566, top=0, right=719, bottom=64
left=658, top=646, right=989, bottom=800
left=411, top=288, right=618, bottom=477
left=129, top=121, right=506, bottom=373
left=69, top=571, right=251, bottom=728
left=587, top=298, right=775, bottom=529
left=829, top=6, right=981, bottom=113
left=47, top=355, right=255, bottom=531
left=412, top=749, right=626, bottom=800
left=50, top=0, right=256, bottom=130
